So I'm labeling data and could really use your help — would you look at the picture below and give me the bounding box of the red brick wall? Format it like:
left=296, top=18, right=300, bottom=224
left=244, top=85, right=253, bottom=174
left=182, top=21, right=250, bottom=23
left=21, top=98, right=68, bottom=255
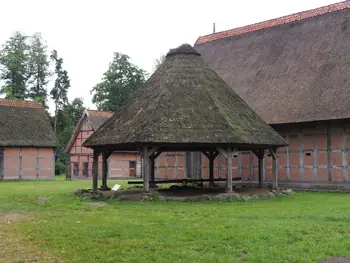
left=2, top=147, right=54, bottom=180
left=70, top=118, right=350, bottom=186
left=234, top=120, right=349, bottom=185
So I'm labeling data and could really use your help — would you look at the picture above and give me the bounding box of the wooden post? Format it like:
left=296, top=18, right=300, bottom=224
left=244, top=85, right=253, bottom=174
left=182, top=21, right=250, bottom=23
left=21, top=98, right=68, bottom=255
left=144, top=154, right=150, bottom=193
left=269, top=148, right=278, bottom=190
left=202, top=151, right=219, bottom=187
left=150, top=155, right=156, bottom=188
left=218, top=148, right=237, bottom=192
left=100, top=151, right=110, bottom=190
left=149, top=151, right=162, bottom=189
left=258, top=157, right=264, bottom=188
left=139, top=147, right=158, bottom=193
left=209, top=156, right=214, bottom=186
left=226, top=150, right=233, bottom=192
left=92, top=149, right=99, bottom=192
left=253, top=150, right=264, bottom=188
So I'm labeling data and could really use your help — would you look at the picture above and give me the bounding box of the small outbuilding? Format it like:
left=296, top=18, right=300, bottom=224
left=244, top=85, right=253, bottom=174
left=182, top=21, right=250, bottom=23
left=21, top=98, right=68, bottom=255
left=83, top=44, right=287, bottom=192
left=0, top=99, right=56, bottom=180
left=65, top=109, right=141, bottom=178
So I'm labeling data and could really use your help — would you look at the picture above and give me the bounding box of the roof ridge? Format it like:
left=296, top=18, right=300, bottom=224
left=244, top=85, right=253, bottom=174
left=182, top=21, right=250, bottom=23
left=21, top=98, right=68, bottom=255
left=195, top=0, right=350, bottom=44
left=0, top=98, right=43, bottom=109
left=87, top=109, right=113, bottom=117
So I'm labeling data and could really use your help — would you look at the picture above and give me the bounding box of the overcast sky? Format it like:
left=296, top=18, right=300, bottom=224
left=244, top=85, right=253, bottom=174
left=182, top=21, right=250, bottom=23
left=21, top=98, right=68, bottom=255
left=0, top=0, right=339, bottom=113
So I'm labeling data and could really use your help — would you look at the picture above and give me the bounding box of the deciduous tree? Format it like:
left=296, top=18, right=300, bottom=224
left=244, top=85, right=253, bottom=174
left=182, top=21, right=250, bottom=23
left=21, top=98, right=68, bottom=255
left=91, top=52, right=147, bottom=111
left=66, top=97, right=85, bottom=125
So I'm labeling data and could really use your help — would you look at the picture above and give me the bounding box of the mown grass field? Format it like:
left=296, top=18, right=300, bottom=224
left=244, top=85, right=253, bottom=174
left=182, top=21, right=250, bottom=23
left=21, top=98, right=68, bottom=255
left=1, top=178, right=350, bottom=263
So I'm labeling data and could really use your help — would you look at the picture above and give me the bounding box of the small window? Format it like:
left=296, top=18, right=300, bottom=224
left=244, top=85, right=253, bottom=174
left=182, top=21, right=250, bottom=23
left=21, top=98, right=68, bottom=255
left=305, top=152, right=312, bottom=157
left=83, top=162, right=89, bottom=177
left=129, top=161, right=136, bottom=169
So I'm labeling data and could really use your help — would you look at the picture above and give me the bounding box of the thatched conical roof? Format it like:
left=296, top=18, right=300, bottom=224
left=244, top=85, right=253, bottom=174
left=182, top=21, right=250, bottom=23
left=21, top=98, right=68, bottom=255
left=83, top=44, right=286, bottom=149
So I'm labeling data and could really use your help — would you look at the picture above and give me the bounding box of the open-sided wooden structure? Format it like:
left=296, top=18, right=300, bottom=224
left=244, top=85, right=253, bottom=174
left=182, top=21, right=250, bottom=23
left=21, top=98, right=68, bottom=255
left=83, top=44, right=287, bottom=192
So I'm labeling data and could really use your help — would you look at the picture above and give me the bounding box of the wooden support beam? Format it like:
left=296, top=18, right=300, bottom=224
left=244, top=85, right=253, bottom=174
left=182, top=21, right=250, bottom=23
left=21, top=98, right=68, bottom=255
left=100, top=151, right=110, bottom=191
left=269, top=148, right=278, bottom=190
left=253, top=149, right=265, bottom=188
left=258, top=155, right=264, bottom=188
left=150, top=154, right=156, bottom=188
left=150, top=151, right=162, bottom=188
left=217, top=148, right=237, bottom=192
left=209, top=156, right=215, bottom=186
left=105, top=149, right=114, bottom=159
left=139, top=146, right=158, bottom=193
left=92, top=149, right=99, bottom=192
left=201, top=150, right=219, bottom=187
left=201, top=151, right=211, bottom=159
left=128, top=177, right=242, bottom=184
left=153, top=151, right=162, bottom=160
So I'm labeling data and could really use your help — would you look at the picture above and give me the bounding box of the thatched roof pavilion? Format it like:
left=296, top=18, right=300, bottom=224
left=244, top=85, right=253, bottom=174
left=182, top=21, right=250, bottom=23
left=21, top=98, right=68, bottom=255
left=83, top=44, right=286, bottom=193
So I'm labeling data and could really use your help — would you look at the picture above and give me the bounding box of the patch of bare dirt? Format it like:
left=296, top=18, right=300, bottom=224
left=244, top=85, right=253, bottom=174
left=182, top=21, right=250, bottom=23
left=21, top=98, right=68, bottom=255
left=320, top=257, right=350, bottom=263
left=0, top=212, right=60, bottom=263
left=0, top=212, right=27, bottom=224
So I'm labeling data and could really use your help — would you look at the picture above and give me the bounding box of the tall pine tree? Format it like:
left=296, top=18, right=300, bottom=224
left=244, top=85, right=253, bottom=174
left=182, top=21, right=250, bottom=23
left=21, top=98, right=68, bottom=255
left=0, top=31, right=31, bottom=99
left=50, top=49, right=70, bottom=133
left=28, top=33, right=50, bottom=107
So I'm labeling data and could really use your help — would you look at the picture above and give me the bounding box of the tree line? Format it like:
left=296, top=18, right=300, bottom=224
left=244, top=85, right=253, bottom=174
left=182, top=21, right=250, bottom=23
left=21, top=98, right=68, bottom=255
left=0, top=31, right=160, bottom=175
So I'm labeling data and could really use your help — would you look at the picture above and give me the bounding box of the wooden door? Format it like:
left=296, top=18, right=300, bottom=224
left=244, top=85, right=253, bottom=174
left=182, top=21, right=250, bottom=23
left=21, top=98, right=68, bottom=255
left=129, top=161, right=136, bottom=177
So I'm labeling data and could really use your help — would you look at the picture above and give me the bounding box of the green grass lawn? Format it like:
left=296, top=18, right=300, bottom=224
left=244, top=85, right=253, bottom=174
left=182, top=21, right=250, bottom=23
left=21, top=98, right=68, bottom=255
left=1, top=179, right=350, bottom=263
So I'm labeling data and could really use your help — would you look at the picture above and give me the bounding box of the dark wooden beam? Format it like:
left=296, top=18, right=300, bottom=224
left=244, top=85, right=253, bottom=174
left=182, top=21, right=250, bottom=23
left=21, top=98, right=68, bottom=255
left=153, top=151, right=162, bottom=160
left=127, top=177, right=242, bottom=184
left=201, top=150, right=219, bottom=187
left=105, top=148, right=114, bottom=159
left=100, top=151, right=110, bottom=191
left=258, top=156, right=264, bottom=188
left=150, top=154, right=156, bottom=188
left=269, top=148, right=278, bottom=190
left=212, top=151, right=219, bottom=159
left=253, top=149, right=265, bottom=188
left=92, top=149, right=99, bottom=192
left=201, top=151, right=210, bottom=159
left=209, top=157, right=215, bottom=187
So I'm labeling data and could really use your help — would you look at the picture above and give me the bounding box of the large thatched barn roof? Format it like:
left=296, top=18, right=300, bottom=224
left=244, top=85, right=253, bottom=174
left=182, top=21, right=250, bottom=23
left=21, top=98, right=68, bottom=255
left=194, top=1, right=350, bottom=124
left=0, top=99, right=56, bottom=147
left=83, top=44, right=286, bottom=150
